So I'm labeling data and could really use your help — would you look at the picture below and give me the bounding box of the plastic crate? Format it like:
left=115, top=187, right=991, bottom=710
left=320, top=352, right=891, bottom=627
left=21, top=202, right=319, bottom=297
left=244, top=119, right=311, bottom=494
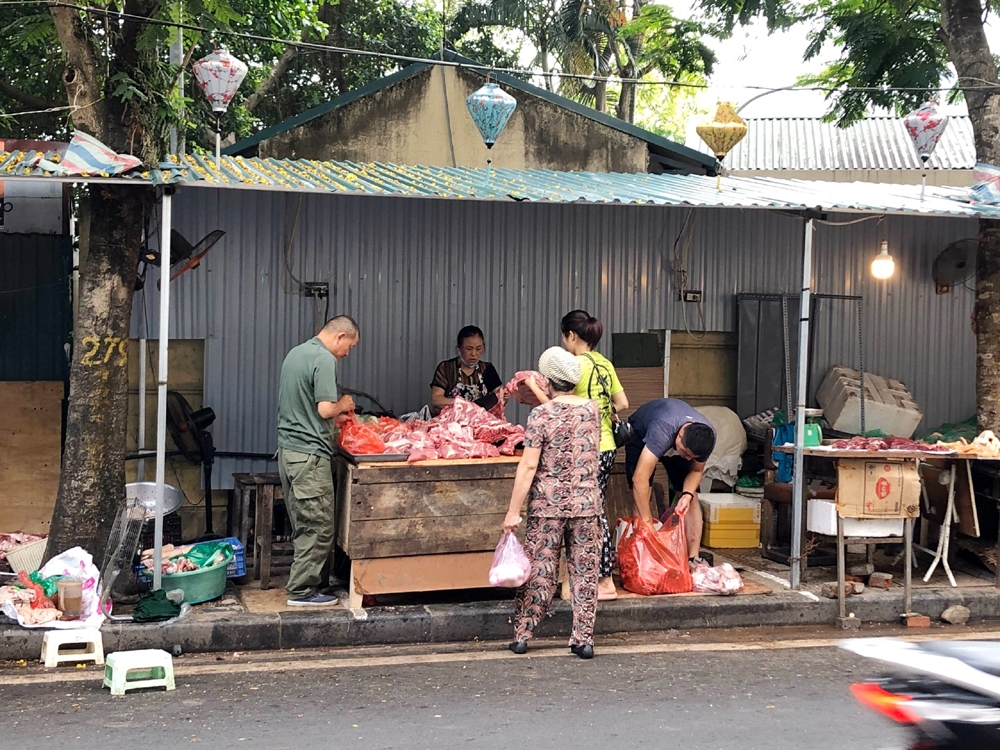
left=138, top=514, right=183, bottom=552
left=7, top=538, right=46, bottom=574
left=135, top=537, right=246, bottom=584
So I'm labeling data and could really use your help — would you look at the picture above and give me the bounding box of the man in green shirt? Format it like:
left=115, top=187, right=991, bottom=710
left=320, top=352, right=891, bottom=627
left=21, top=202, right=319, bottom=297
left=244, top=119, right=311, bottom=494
left=277, top=315, right=359, bottom=606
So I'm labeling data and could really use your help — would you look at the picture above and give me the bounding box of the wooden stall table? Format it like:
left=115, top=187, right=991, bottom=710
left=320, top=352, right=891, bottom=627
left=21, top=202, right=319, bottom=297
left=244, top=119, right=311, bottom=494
left=334, top=455, right=522, bottom=608
left=231, top=472, right=284, bottom=590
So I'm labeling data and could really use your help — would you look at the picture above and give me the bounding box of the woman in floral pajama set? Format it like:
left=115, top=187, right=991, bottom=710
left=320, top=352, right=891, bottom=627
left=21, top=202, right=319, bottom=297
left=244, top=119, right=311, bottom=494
left=503, top=347, right=602, bottom=660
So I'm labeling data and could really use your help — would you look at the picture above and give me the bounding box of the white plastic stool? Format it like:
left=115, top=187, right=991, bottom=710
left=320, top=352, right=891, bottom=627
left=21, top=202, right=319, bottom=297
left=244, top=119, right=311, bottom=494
left=103, top=649, right=175, bottom=696
left=40, top=628, right=105, bottom=668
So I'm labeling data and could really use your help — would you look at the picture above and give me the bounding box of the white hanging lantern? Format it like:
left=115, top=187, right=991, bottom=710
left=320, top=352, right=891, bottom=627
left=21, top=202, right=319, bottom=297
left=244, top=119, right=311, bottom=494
left=903, top=101, right=950, bottom=200
left=192, top=47, right=248, bottom=165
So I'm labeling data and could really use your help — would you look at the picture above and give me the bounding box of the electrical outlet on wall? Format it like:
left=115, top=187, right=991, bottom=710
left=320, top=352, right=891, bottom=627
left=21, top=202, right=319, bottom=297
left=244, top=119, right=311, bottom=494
left=302, top=282, right=329, bottom=298
left=678, top=290, right=703, bottom=303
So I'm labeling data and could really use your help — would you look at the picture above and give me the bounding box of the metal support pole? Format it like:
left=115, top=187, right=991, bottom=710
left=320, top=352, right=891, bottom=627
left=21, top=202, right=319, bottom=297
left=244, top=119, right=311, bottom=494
left=152, top=188, right=174, bottom=591
left=138, top=338, right=147, bottom=481
left=904, top=516, right=914, bottom=615
left=790, top=216, right=815, bottom=590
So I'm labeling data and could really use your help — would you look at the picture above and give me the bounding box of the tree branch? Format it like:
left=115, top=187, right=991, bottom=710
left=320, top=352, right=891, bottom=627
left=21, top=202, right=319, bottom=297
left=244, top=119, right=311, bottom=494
left=246, top=47, right=299, bottom=113
left=0, top=81, right=64, bottom=111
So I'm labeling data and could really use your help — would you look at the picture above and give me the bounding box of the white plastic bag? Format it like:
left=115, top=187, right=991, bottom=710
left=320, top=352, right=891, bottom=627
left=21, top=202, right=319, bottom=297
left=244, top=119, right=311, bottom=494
left=488, top=532, right=532, bottom=588
left=691, top=562, right=744, bottom=596
left=1, top=546, right=105, bottom=630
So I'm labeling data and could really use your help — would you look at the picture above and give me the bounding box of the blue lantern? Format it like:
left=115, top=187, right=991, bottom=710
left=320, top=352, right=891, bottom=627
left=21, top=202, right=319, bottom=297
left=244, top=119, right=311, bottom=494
left=466, top=82, right=516, bottom=149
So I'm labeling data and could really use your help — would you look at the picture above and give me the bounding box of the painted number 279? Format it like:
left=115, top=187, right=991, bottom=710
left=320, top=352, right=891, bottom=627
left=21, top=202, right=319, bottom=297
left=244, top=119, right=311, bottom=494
left=81, top=336, right=128, bottom=367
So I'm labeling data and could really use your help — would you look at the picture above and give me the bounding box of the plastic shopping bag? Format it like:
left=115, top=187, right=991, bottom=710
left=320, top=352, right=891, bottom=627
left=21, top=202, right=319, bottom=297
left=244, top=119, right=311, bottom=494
left=1, top=546, right=104, bottom=630
left=337, top=417, right=387, bottom=455
left=617, top=515, right=692, bottom=595
left=691, top=562, right=744, bottom=595
left=488, top=532, right=532, bottom=588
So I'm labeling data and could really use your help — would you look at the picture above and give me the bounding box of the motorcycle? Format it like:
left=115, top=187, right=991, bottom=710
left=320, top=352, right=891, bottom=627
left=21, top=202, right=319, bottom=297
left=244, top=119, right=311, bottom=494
left=840, top=638, right=1000, bottom=749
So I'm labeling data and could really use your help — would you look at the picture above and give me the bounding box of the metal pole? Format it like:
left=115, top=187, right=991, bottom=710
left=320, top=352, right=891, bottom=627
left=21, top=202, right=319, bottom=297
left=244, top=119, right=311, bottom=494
left=152, top=187, right=174, bottom=591
left=790, top=216, right=815, bottom=590
left=138, top=338, right=147, bottom=481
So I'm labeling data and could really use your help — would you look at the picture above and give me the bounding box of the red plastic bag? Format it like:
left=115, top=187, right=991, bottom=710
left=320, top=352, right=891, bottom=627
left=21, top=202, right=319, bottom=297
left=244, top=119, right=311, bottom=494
left=488, top=531, right=532, bottom=588
left=617, top=515, right=692, bottom=595
left=337, top=418, right=387, bottom=455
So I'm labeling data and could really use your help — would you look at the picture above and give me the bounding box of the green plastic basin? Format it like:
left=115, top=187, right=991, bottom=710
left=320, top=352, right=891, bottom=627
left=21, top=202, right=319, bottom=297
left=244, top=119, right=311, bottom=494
left=161, top=559, right=228, bottom=604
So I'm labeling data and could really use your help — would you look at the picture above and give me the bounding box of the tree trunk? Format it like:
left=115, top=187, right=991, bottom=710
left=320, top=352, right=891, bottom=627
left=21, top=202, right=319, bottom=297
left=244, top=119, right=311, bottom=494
left=44, top=185, right=149, bottom=563
left=595, top=78, right=607, bottom=112
left=616, top=81, right=635, bottom=122
left=939, top=0, right=1000, bottom=432
left=975, top=221, right=1000, bottom=431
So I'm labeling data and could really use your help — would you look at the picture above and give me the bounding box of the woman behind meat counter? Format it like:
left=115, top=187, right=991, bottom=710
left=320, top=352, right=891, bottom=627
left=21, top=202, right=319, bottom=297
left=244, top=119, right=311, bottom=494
left=503, top=346, right=602, bottom=660
left=430, top=325, right=507, bottom=417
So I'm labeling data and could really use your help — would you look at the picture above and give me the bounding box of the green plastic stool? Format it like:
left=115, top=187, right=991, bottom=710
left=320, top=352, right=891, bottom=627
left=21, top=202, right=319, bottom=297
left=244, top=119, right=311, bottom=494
left=103, top=649, right=175, bottom=696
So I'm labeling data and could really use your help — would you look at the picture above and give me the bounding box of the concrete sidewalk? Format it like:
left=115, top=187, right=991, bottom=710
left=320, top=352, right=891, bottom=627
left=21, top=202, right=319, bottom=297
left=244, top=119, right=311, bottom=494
left=4, top=544, right=1000, bottom=661
left=3, top=578, right=1000, bottom=661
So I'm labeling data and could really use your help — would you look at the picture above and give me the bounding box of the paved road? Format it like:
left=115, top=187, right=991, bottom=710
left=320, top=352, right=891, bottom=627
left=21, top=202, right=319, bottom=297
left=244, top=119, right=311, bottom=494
left=1, top=634, right=902, bottom=750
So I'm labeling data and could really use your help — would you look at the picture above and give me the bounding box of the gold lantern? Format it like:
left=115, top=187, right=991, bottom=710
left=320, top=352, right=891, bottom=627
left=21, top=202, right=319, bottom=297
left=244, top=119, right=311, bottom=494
left=696, top=102, right=748, bottom=190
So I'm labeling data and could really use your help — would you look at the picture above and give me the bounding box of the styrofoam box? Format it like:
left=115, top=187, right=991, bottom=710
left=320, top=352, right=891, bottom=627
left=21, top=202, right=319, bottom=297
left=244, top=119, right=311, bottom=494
left=807, top=498, right=904, bottom=537
left=816, top=366, right=922, bottom=438
left=700, top=492, right=761, bottom=525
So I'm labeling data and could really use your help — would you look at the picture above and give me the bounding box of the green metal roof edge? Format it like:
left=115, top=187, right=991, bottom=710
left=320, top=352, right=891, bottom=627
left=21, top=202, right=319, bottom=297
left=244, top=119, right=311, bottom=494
left=224, top=62, right=434, bottom=156
left=225, top=51, right=715, bottom=173
left=439, top=51, right=716, bottom=174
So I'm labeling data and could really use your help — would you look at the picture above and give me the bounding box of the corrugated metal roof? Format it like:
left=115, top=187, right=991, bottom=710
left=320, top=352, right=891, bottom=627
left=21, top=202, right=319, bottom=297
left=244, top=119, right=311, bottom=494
left=1, top=149, right=995, bottom=218
left=684, top=116, right=977, bottom=172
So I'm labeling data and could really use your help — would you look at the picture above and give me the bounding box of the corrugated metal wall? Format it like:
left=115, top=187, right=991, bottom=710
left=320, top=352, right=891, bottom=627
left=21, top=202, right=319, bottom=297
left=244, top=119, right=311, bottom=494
left=134, top=189, right=977, bottom=485
left=0, top=233, right=71, bottom=381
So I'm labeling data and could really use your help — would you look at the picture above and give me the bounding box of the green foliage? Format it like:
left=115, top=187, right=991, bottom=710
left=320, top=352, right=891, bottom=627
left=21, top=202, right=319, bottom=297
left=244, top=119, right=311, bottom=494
left=697, top=0, right=955, bottom=125
left=797, top=0, right=950, bottom=124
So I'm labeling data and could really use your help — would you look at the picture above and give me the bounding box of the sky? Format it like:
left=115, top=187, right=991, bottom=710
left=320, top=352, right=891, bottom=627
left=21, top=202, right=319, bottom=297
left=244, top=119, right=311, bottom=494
left=678, top=3, right=1000, bottom=120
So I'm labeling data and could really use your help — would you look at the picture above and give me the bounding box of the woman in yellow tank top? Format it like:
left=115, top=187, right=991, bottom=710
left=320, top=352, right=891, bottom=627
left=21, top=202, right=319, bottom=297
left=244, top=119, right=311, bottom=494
left=527, top=310, right=629, bottom=600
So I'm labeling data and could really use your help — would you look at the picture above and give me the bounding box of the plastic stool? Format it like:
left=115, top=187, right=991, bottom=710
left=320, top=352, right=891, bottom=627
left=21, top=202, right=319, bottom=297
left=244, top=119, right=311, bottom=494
left=40, top=628, right=105, bottom=668
left=103, top=649, right=175, bottom=696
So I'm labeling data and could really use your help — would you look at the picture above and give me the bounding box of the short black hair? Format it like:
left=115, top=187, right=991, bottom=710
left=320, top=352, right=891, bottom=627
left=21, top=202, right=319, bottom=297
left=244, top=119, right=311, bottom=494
left=457, top=325, right=485, bottom=348
left=548, top=377, right=576, bottom=393
left=324, top=315, right=360, bottom=337
left=682, top=423, right=716, bottom=462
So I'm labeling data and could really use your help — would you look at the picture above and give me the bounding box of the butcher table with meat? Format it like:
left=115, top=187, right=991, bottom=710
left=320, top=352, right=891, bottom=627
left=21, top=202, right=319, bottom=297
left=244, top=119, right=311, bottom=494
left=332, top=397, right=531, bottom=607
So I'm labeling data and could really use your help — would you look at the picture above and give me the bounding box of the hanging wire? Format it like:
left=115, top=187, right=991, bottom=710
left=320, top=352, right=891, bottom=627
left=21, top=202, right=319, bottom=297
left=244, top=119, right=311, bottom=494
left=17, top=1, right=1000, bottom=96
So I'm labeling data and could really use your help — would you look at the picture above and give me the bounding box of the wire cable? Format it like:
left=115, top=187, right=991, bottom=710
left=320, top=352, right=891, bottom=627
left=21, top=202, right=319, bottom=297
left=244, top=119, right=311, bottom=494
left=25, top=1, right=1000, bottom=95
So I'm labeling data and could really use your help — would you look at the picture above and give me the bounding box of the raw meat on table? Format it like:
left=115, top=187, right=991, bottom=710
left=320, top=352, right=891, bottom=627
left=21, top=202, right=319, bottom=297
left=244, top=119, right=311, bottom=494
left=363, top=397, right=525, bottom=462
left=505, top=371, right=549, bottom=407
left=829, top=436, right=950, bottom=452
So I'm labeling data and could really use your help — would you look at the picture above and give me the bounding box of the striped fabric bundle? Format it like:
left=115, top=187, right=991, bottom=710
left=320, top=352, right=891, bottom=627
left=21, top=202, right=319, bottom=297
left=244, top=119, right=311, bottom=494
left=32, top=131, right=141, bottom=176
left=971, top=162, right=1000, bottom=205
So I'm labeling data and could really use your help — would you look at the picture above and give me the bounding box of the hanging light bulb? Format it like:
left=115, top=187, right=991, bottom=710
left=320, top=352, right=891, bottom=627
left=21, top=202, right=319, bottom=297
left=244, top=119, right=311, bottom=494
left=192, top=47, right=249, bottom=167
left=871, top=240, right=895, bottom=279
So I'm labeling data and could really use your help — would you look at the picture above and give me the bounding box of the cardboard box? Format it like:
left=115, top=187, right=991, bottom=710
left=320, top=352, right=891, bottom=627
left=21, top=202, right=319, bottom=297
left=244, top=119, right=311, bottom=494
left=836, top=459, right=921, bottom=518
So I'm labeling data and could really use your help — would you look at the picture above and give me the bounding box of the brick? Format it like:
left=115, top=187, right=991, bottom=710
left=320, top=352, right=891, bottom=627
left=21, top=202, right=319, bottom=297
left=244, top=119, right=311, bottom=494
left=903, top=614, right=931, bottom=628
left=821, top=582, right=853, bottom=599
left=849, top=563, right=875, bottom=576
left=852, top=582, right=866, bottom=595
left=869, top=572, right=893, bottom=589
